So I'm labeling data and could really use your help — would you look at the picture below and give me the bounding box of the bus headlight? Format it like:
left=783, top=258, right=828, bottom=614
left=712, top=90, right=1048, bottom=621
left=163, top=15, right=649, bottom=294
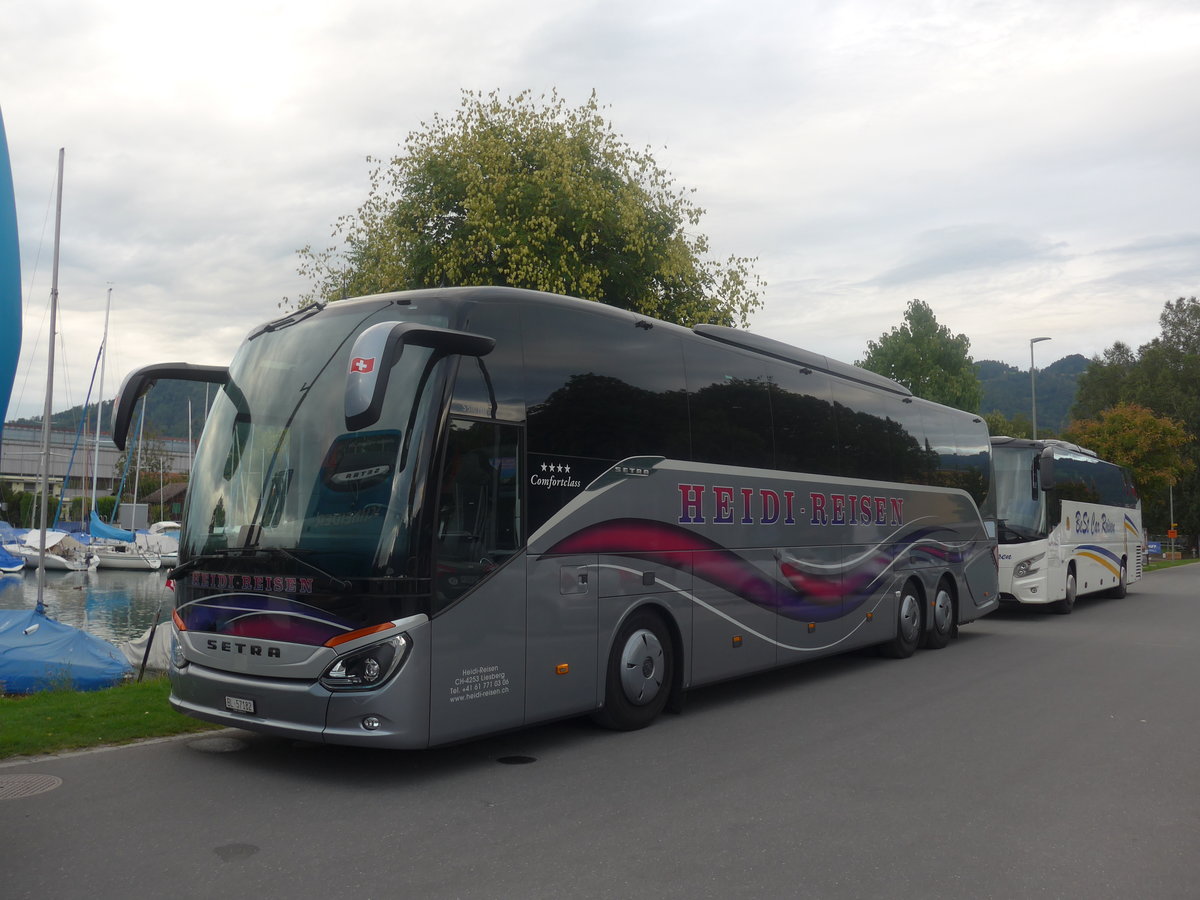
left=320, top=635, right=410, bottom=691
left=1014, top=553, right=1045, bottom=579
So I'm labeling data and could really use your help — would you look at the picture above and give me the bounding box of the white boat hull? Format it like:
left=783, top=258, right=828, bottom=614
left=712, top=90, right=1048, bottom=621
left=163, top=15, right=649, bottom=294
left=93, top=543, right=162, bottom=571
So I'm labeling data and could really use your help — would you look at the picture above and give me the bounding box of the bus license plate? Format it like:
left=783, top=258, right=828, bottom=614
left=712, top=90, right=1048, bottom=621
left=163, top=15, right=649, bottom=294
left=225, top=696, right=256, bottom=715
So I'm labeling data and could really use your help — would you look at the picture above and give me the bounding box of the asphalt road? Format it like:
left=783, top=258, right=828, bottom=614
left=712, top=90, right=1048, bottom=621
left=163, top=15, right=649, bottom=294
left=3, top=565, right=1198, bottom=899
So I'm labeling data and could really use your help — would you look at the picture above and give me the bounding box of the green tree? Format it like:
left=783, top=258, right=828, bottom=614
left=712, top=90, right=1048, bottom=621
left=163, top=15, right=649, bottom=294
left=1071, top=341, right=1137, bottom=420
left=294, top=90, right=764, bottom=327
left=1063, top=403, right=1194, bottom=502
left=858, top=299, right=983, bottom=412
left=982, top=410, right=1032, bottom=439
left=1072, top=298, right=1200, bottom=534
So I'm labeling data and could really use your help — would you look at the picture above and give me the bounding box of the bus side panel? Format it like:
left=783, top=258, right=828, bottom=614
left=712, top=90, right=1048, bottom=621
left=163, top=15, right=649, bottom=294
left=428, top=559, right=527, bottom=746
left=689, top=549, right=778, bottom=687
left=961, top=539, right=1001, bottom=621
left=524, top=553, right=599, bottom=723
left=1059, top=500, right=1135, bottom=598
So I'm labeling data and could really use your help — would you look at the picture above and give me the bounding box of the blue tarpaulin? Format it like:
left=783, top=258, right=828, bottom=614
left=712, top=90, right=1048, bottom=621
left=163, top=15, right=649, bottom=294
left=0, top=608, right=132, bottom=694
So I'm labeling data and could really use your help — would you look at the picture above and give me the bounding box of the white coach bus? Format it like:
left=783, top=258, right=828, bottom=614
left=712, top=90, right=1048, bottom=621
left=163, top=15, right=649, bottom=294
left=114, top=287, right=999, bottom=748
left=989, top=437, right=1142, bottom=614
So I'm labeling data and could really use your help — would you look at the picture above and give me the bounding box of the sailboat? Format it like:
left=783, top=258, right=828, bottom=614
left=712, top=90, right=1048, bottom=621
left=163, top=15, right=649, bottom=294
left=83, top=287, right=160, bottom=570
left=0, top=131, right=132, bottom=692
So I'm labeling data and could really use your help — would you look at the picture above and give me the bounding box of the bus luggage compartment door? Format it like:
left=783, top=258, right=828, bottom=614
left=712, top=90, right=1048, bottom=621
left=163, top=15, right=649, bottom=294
left=525, top=555, right=599, bottom=722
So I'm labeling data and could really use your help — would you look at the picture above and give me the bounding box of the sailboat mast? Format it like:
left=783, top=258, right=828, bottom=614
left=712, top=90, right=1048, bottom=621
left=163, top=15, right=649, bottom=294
left=90, top=285, right=112, bottom=514
left=35, top=148, right=64, bottom=609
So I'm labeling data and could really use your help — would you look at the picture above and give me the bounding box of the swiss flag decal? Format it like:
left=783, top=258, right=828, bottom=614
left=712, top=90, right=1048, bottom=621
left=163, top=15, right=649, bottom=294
left=350, top=356, right=376, bottom=374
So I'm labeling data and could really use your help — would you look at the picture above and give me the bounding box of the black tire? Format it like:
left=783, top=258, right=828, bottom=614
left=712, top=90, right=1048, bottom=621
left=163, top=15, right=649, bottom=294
left=1052, top=567, right=1077, bottom=615
left=592, top=609, right=674, bottom=731
left=879, top=581, right=922, bottom=659
left=922, top=581, right=955, bottom=650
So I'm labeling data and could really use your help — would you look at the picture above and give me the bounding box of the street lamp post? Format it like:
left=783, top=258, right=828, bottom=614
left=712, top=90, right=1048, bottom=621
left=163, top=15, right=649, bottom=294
left=1030, top=336, right=1051, bottom=439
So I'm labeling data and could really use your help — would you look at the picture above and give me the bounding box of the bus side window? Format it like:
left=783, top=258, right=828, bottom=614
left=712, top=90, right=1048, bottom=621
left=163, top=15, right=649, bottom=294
left=434, top=418, right=523, bottom=607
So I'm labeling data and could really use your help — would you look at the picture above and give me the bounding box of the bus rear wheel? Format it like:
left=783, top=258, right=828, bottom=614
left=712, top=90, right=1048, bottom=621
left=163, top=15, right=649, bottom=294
left=879, top=581, right=922, bottom=659
left=922, top=581, right=955, bottom=650
left=592, top=609, right=674, bottom=731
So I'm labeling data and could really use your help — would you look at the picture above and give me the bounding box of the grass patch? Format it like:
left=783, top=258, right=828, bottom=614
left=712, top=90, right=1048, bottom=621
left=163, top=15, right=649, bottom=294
left=1, top=676, right=221, bottom=760
left=1144, top=557, right=1199, bottom=573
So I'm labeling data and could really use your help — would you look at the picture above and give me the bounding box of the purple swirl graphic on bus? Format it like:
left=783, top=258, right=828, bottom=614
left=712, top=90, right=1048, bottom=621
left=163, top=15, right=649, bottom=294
left=544, top=518, right=969, bottom=622
left=177, top=594, right=353, bottom=645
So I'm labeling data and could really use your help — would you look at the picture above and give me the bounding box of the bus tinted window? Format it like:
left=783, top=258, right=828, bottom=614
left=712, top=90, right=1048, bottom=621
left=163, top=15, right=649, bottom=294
left=920, top=404, right=989, bottom=506
left=683, top=342, right=773, bottom=469
left=829, top=381, right=917, bottom=482
left=523, top=305, right=689, bottom=461
left=451, top=300, right=525, bottom=420
left=769, top=363, right=838, bottom=476
left=1054, top=452, right=1137, bottom=508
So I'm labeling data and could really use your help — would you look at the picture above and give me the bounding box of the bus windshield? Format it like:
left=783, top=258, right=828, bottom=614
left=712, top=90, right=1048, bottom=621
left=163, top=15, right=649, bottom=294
left=182, top=300, right=452, bottom=578
left=992, top=446, right=1047, bottom=542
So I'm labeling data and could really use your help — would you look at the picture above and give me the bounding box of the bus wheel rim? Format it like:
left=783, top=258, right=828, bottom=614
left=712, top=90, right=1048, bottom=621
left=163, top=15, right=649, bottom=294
left=620, top=628, right=664, bottom=706
left=933, top=588, right=953, bottom=632
left=899, top=592, right=921, bottom=643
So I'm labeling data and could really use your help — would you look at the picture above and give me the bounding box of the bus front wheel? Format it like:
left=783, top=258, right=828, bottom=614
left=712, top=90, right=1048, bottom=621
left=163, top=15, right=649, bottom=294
left=592, top=609, right=674, bottom=731
left=1053, top=568, right=1077, bottom=615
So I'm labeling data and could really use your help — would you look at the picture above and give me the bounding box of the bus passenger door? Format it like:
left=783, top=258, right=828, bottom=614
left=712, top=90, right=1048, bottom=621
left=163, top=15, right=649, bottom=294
left=525, top=554, right=598, bottom=722
left=428, top=419, right=527, bottom=745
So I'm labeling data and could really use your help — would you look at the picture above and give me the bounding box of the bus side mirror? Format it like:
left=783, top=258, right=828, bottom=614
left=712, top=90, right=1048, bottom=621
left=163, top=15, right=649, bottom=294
left=1037, top=449, right=1056, bottom=493
left=113, top=363, right=229, bottom=450
left=345, top=322, right=495, bottom=432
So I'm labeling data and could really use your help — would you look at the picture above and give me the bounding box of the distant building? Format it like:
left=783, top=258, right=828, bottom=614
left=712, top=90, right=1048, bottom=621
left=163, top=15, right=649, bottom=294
left=0, top=422, right=194, bottom=504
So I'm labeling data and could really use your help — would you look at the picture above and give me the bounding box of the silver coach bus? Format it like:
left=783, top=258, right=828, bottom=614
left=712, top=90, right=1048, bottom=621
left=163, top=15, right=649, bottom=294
left=114, top=287, right=999, bottom=748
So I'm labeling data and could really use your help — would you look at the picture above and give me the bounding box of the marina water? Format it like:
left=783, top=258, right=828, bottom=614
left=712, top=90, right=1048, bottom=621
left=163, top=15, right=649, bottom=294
left=0, top=567, right=172, bottom=644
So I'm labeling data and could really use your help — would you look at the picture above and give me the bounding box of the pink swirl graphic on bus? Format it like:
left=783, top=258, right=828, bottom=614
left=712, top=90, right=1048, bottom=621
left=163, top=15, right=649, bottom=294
left=544, top=518, right=968, bottom=622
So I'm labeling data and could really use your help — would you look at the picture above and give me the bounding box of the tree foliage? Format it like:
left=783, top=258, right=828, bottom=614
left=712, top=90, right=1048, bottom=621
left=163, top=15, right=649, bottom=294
left=1071, top=297, right=1200, bottom=533
left=857, top=299, right=983, bottom=412
left=295, top=90, right=764, bottom=328
left=1063, top=403, right=1194, bottom=500
left=982, top=410, right=1032, bottom=439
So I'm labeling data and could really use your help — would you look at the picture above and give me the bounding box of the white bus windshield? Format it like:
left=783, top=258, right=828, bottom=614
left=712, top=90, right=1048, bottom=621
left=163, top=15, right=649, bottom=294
left=992, top=446, right=1047, bottom=541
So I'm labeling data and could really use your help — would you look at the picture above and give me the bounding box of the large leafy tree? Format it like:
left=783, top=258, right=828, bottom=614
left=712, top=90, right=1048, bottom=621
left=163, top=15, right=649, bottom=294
left=857, top=299, right=983, bottom=412
left=1063, top=403, right=1194, bottom=500
left=1070, top=297, right=1200, bottom=533
left=295, top=90, right=763, bottom=327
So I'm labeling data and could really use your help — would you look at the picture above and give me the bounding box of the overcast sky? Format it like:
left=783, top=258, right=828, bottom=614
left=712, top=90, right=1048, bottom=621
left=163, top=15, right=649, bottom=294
left=3, top=0, right=1198, bottom=421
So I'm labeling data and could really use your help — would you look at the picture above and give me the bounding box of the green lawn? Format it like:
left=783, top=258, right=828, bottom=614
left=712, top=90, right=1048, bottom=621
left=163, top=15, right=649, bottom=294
left=0, top=676, right=220, bottom=761
left=1144, top=557, right=1199, bottom=573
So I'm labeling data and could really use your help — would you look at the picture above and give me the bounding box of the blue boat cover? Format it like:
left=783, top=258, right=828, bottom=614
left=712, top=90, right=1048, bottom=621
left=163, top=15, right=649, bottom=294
left=0, top=608, right=132, bottom=694
left=0, top=545, right=23, bottom=571
left=90, top=510, right=136, bottom=543
left=0, top=109, right=21, bottom=441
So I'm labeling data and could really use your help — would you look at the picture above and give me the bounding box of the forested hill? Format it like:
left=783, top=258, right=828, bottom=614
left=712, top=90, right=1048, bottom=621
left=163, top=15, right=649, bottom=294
left=976, top=354, right=1089, bottom=433
left=7, top=378, right=214, bottom=440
